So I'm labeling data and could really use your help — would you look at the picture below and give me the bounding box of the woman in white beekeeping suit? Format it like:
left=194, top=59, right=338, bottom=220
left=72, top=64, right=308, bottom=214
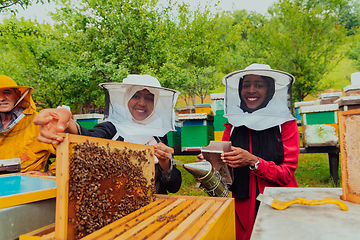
left=34, top=74, right=182, bottom=194
left=198, top=64, right=300, bottom=240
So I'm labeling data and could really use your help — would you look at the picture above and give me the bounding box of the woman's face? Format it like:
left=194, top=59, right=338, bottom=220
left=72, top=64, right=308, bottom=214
left=128, top=89, right=155, bottom=121
left=241, top=74, right=268, bottom=110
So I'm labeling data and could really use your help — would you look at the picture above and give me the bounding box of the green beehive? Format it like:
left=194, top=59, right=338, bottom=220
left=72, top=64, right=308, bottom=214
left=214, top=114, right=227, bottom=131
left=178, top=113, right=214, bottom=151
left=166, top=127, right=181, bottom=147
left=299, top=104, right=339, bottom=147
left=73, top=114, right=104, bottom=129
left=300, top=104, right=338, bottom=125
left=181, top=125, right=214, bottom=149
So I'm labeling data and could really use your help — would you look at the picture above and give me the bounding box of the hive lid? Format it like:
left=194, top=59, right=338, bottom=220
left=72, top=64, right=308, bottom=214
left=210, top=93, right=225, bottom=100
left=299, top=103, right=339, bottom=113
left=343, top=84, right=360, bottom=92
left=319, top=92, right=343, bottom=100
left=178, top=113, right=214, bottom=121
left=335, top=95, right=360, bottom=102
left=73, top=113, right=104, bottom=120
left=294, top=100, right=320, bottom=108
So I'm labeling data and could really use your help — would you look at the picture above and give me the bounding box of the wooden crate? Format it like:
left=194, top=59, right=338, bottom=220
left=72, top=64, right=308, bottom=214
left=338, top=109, right=360, bottom=204
left=20, top=194, right=235, bottom=240
left=53, top=133, right=155, bottom=239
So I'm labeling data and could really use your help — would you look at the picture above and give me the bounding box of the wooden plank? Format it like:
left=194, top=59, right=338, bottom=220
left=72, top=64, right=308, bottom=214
left=114, top=198, right=186, bottom=240
left=180, top=201, right=224, bottom=239
left=194, top=198, right=235, bottom=240
left=86, top=199, right=173, bottom=240
left=55, top=133, right=70, bottom=240
left=145, top=199, right=206, bottom=240
left=132, top=199, right=196, bottom=240
left=19, top=224, right=55, bottom=240
left=162, top=200, right=214, bottom=240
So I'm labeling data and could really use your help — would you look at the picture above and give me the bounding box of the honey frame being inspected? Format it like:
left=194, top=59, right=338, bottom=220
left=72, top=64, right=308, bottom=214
left=338, top=109, right=360, bottom=204
left=55, top=133, right=155, bottom=239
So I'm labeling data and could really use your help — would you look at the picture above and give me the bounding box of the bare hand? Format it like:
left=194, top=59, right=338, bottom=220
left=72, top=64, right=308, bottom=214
left=153, top=142, right=174, bottom=171
left=221, top=146, right=258, bottom=168
left=34, top=108, right=72, bottom=144
left=196, top=153, right=205, bottom=162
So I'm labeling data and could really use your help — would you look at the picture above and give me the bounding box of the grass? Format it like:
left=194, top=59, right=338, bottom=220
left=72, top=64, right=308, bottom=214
left=171, top=152, right=340, bottom=196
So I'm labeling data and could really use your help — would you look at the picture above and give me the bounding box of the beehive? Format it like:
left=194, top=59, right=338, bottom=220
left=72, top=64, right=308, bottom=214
left=194, top=103, right=213, bottom=115
left=299, top=104, right=339, bottom=147
left=335, top=95, right=360, bottom=111
left=73, top=114, right=104, bottom=129
left=53, top=133, right=155, bottom=239
left=294, top=100, right=319, bottom=125
left=20, top=195, right=235, bottom=240
left=338, top=109, right=360, bottom=204
left=179, top=113, right=214, bottom=151
left=0, top=173, right=56, bottom=209
left=0, top=174, right=56, bottom=240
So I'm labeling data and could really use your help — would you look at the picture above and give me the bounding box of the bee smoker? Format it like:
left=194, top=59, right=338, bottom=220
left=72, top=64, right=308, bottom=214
left=182, top=161, right=229, bottom=198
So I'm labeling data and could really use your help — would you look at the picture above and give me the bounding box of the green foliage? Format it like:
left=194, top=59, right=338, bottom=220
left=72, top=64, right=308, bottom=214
left=157, top=3, right=229, bottom=104
left=338, top=0, right=360, bottom=35
left=246, top=0, right=349, bottom=102
left=294, top=153, right=340, bottom=188
left=348, top=29, right=360, bottom=70
left=0, top=17, right=69, bottom=108
left=0, top=0, right=50, bottom=12
left=0, top=0, right=358, bottom=109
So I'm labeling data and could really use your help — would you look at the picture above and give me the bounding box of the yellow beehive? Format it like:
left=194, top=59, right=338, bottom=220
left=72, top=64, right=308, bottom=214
left=194, top=104, right=213, bottom=115
left=20, top=195, right=235, bottom=240
left=214, top=131, right=224, bottom=141
left=20, top=133, right=235, bottom=240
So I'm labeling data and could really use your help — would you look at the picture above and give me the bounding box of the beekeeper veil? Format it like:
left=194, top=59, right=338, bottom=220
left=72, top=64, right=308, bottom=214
left=223, top=64, right=295, bottom=131
left=100, top=75, right=180, bottom=145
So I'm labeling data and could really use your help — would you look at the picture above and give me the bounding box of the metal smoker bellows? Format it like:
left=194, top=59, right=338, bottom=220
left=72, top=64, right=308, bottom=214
left=183, top=161, right=229, bottom=197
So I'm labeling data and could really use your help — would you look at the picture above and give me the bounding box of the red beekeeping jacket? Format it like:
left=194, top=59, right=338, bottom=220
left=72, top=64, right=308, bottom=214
left=222, top=120, right=300, bottom=240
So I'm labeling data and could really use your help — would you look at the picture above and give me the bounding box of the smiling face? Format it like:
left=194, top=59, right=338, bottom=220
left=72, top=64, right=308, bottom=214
left=0, top=88, right=19, bottom=113
left=240, top=74, right=268, bottom=110
left=127, top=89, right=155, bottom=121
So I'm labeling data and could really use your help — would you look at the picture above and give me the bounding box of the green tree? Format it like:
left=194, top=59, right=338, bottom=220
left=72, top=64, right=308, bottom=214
left=217, top=9, right=269, bottom=75
left=338, top=0, right=360, bottom=35
left=158, top=2, right=227, bottom=104
left=42, top=0, right=172, bottom=109
left=0, top=0, right=50, bottom=12
left=0, top=17, right=77, bottom=108
left=247, top=0, right=349, bottom=102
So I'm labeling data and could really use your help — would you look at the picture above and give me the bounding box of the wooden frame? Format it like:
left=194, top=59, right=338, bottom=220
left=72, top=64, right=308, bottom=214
left=20, top=195, right=235, bottom=240
left=55, top=133, right=155, bottom=239
left=338, top=109, right=360, bottom=204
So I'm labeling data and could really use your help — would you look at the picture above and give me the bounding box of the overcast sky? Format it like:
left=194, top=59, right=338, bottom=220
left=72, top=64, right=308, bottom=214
left=1, top=0, right=278, bottom=25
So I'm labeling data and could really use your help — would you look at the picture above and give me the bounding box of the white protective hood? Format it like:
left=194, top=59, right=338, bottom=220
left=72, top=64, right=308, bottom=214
left=223, top=64, right=295, bottom=131
left=100, top=75, right=180, bottom=145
